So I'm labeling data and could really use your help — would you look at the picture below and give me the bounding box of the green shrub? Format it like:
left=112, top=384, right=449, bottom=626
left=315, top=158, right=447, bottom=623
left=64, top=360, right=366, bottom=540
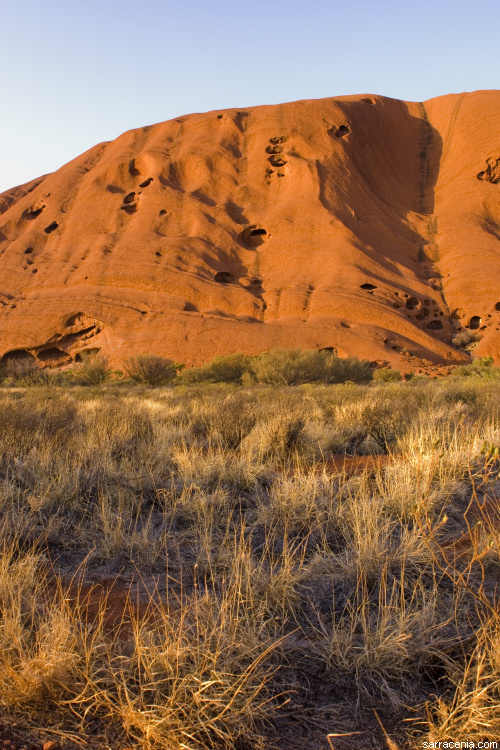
left=182, top=349, right=373, bottom=386
left=75, top=351, right=110, bottom=385
left=124, top=354, right=179, bottom=386
left=373, top=368, right=402, bottom=382
left=180, top=364, right=212, bottom=384
left=323, top=355, right=373, bottom=384
left=208, top=353, right=252, bottom=383
left=451, top=356, right=500, bottom=379
left=250, top=349, right=318, bottom=386
left=182, top=353, right=252, bottom=384
left=250, top=349, right=373, bottom=386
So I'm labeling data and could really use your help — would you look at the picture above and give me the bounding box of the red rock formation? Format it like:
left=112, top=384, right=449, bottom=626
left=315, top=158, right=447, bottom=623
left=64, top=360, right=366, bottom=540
left=1, top=91, right=499, bottom=371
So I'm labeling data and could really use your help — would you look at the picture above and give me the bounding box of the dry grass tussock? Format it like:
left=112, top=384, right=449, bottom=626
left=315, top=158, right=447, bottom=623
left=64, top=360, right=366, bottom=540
left=0, top=379, right=500, bottom=748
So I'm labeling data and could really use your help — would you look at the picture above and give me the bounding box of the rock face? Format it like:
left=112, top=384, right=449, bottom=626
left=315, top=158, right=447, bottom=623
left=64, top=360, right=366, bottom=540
left=1, top=90, right=500, bottom=371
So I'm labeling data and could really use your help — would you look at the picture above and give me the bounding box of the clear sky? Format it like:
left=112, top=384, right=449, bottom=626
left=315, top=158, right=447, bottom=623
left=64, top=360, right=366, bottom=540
left=1, top=0, right=498, bottom=193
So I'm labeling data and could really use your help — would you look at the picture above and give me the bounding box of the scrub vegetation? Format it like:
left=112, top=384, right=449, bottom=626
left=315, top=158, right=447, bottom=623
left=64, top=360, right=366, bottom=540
left=0, top=352, right=500, bottom=749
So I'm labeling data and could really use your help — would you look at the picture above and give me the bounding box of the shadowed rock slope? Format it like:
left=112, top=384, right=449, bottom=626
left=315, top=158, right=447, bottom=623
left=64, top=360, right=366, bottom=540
left=1, top=91, right=499, bottom=371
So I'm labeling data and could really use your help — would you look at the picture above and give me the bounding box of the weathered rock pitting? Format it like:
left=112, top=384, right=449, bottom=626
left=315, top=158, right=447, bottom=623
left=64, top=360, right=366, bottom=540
left=1, top=91, right=499, bottom=370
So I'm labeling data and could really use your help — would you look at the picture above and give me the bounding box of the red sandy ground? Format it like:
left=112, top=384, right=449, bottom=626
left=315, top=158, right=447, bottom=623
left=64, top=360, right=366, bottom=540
left=0, top=91, right=499, bottom=372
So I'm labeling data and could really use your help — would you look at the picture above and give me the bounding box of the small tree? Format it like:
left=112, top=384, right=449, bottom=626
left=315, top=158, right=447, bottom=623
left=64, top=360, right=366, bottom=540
left=124, top=355, right=178, bottom=386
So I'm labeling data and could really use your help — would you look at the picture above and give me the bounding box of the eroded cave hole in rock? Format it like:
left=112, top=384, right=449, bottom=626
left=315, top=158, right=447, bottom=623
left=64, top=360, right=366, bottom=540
left=38, top=348, right=72, bottom=367
left=214, top=272, right=233, bottom=284
left=477, top=157, right=500, bottom=184
left=362, top=98, right=375, bottom=104
left=269, top=136, right=288, bottom=145
left=44, top=222, right=58, bottom=234
left=335, top=125, right=350, bottom=138
left=63, top=315, right=102, bottom=346
left=24, top=248, right=34, bottom=255
left=129, top=160, right=141, bottom=177
left=139, top=178, right=153, bottom=188
left=469, top=316, right=482, bottom=329
left=65, top=312, right=87, bottom=327
left=242, top=225, right=268, bottom=247
left=241, top=276, right=263, bottom=290
left=266, top=145, right=284, bottom=154
left=360, top=283, right=377, bottom=290
left=495, top=302, right=500, bottom=311
left=416, top=308, right=430, bottom=320
left=74, top=348, right=100, bottom=362
left=26, top=205, right=45, bottom=220
left=268, top=154, right=287, bottom=168
left=1, top=349, right=36, bottom=367
left=183, top=302, right=198, bottom=312
left=406, top=297, right=420, bottom=310
left=121, top=192, right=138, bottom=214
left=426, top=320, right=443, bottom=330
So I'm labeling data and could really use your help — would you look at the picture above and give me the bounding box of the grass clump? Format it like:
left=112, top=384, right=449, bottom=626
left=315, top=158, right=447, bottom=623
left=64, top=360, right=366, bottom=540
left=125, top=354, right=179, bottom=385
left=0, top=541, right=279, bottom=750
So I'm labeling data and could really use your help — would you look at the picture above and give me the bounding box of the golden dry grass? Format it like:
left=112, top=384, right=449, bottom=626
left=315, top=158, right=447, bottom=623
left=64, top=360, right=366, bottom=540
left=0, top=378, right=499, bottom=748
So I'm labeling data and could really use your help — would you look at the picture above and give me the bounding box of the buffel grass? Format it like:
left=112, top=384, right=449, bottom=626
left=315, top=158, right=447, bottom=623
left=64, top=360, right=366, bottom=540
left=0, top=379, right=500, bottom=748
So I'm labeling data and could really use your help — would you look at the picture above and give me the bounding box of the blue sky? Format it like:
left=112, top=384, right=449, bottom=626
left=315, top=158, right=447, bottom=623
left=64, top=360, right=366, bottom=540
left=1, top=0, right=498, bottom=192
